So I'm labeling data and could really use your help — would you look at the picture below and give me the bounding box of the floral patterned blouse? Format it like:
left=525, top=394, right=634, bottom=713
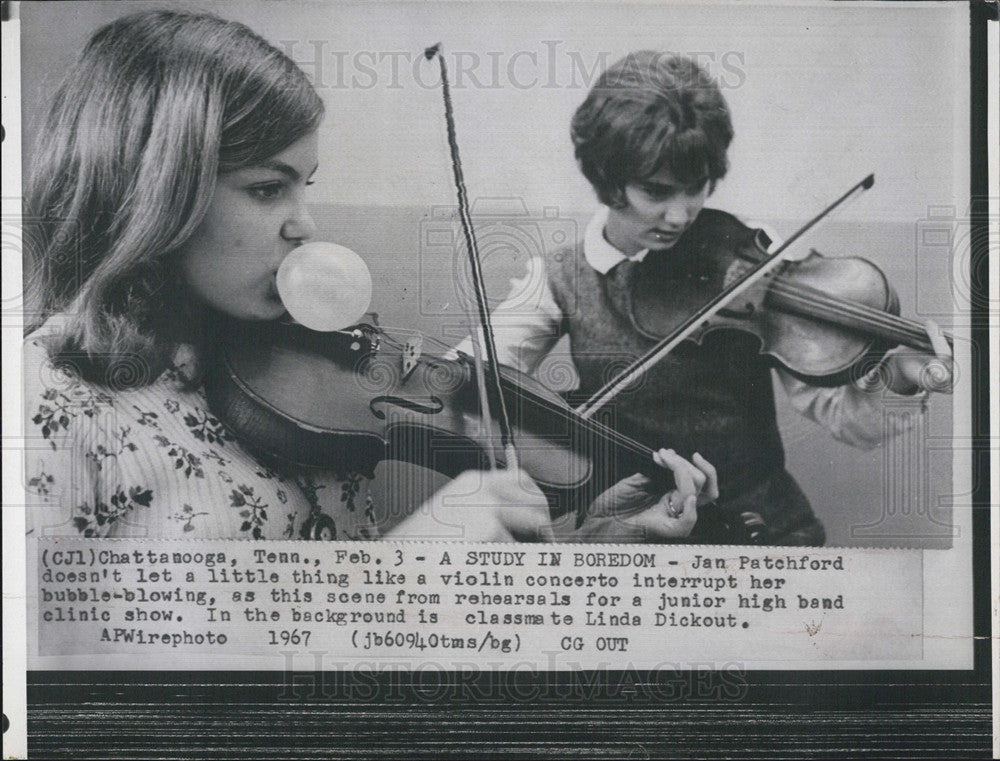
left=24, top=328, right=379, bottom=541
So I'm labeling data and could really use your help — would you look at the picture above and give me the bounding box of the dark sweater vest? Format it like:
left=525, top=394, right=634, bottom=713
left=548, top=209, right=824, bottom=545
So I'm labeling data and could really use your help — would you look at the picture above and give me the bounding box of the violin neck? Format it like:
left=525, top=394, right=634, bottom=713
left=766, top=279, right=952, bottom=353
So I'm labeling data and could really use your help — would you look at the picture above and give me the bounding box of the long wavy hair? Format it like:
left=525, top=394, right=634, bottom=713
left=24, top=10, right=324, bottom=385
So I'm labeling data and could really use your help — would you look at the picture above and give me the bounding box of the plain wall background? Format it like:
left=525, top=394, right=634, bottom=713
left=18, top=0, right=968, bottom=547
left=21, top=0, right=966, bottom=223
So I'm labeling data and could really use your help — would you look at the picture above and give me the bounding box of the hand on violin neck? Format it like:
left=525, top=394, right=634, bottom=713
left=563, top=450, right=718, bottom=543
left=880, top=319, right=954, bottom=396
left=388, top=468, right=554, bottom=543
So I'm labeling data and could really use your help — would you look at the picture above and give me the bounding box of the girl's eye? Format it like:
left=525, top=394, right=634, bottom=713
left=247, top=183, right=286, bottom=201
left=641, top=185, right=675, bottom=200
left=638, top=179, right=706, bottom=200
left=685, top=180, right=708, bottom=196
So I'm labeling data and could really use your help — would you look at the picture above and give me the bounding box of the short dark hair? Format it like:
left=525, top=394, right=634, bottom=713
left=570, top=51, right=733, bottom=208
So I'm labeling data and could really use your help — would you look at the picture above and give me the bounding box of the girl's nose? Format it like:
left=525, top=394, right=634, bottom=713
left=281, top=204, right=318, bottom=244
left=661, top=200, right=690, bottom=229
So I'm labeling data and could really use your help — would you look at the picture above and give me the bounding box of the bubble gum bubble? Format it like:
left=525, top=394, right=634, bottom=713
left=276, top=242, right=373, bottom=331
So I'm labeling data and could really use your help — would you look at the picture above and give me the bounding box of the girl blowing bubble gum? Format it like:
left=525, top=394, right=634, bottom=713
left=23, top=11, right=715, bottom=543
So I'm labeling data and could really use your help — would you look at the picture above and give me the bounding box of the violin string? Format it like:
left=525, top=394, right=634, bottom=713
left=336, top=312, right=659, bottom=469
left=767, top=281, right=921, bottom=338
left=766, top=277, right=942, bottom=348
left=373, top=329, right=657, bottom=461
left=767, top=277, right=919, bottom=334
left=769, top=292, right=932, bottom=350
left=486, top=363, right=657, bottom=459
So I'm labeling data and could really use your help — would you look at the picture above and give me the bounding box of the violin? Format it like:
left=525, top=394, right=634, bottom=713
left=578, top=175, right=953, bottom=419
left=203, top=315, right=744, bottom=540
left=624, top=209, right=952, bottom=387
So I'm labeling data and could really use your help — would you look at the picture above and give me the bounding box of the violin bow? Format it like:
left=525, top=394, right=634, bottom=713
left=424, top=43, right=519, bottom=469
left=576, top=174, right=877, bottom=419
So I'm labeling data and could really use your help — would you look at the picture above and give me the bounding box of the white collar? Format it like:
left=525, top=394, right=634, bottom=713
left=583, top=206, right=650, bottom=275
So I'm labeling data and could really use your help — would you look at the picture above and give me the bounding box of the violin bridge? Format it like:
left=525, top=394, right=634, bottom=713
left=402, top=334, right=423, bottom=380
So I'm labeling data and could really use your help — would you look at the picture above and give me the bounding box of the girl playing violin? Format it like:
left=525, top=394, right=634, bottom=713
left=22, top=11, right=717, bottom=543
left=463, top=51, right=954, bottom=545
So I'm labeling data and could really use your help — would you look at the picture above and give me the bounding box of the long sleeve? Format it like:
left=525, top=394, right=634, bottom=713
left=449, top=256, right=565, bottom=374
left=777, top=368, right=926, bottom=450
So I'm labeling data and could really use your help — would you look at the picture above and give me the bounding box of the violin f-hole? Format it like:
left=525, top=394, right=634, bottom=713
left=369, top=395, right=445, bottom=421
